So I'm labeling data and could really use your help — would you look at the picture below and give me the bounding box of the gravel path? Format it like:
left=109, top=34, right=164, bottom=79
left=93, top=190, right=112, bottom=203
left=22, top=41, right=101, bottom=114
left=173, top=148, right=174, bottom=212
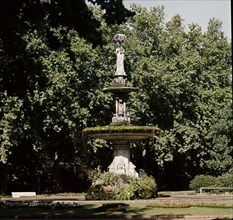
left=2, top=193, right=232, bottom=203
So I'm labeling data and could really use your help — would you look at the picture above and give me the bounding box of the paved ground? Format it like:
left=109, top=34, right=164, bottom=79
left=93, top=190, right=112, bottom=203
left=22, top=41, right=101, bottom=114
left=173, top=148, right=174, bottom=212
left=2, top=193, right=232, bottom=203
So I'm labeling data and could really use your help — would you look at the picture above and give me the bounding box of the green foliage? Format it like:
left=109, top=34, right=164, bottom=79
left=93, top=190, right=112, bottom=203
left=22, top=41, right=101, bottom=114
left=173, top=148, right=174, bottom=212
left=85, top=184, right=110, bottom=200
left=137, top=170, right=157, bottom=199
left=86, top=170, right=157, bottom=200
left=189, top=174, right=233, bottom=191
left=0, top=1, right=232, bottom=193
left=216, top=174, right=233, bottom=188
left=123, top=5, right=232, bottom=182
left=0, top=92, right=23, bottom=163
left=189, top=175, right=218, bottom=192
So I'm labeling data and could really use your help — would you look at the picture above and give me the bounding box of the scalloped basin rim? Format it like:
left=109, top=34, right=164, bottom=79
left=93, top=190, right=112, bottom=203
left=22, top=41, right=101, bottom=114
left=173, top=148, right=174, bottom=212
left=82, top=126, right=160, bottom=141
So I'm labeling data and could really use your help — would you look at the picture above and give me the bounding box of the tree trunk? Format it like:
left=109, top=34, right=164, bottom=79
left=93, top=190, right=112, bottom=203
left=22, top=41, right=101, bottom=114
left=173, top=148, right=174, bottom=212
left=54, top=151, right=60, bottom=194
left=0, top=163, right=7, bottom=195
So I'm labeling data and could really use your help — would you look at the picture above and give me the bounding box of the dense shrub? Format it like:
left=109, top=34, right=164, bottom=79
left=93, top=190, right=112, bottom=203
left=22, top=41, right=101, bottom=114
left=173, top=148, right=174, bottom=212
left=137, top=170, right=157, bottom=199
left=85, top=184, right=112, bottom=200
left=216, top=174, right=233, bottom=187
left=85, top=170, right=157, bottom=200
left=114, top=180, right=139, bottom=200
left=189, top=175, right=217, bottom=192
left=189, top=174, right=233, bottom=192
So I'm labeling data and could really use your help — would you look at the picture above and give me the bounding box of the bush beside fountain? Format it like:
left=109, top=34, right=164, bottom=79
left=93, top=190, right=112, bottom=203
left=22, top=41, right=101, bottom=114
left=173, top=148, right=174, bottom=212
left=86, top=170, right=157, bottom=200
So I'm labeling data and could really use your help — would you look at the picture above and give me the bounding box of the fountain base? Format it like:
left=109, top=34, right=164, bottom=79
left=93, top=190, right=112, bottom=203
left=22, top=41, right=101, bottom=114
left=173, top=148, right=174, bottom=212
left=108, top=141, right=138, bottom=177
left=82, top=125, right=160, bottom=177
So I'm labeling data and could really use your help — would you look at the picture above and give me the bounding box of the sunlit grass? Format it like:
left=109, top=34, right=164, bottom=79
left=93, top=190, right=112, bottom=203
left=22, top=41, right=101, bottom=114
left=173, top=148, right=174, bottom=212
left=1, top=191, right=232, bottom=218
left=0, top=202, right=232, bottom=218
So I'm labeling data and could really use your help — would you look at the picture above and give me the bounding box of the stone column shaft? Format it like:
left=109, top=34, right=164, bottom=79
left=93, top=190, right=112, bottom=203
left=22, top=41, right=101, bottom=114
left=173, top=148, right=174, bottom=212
left=108, top=141, right=138, bottom=177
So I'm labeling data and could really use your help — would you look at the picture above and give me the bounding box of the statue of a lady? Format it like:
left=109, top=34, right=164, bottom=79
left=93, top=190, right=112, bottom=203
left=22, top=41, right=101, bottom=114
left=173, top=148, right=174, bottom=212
left=116, top=46, right=125, bottom=75
left=113, top=34, right=126, bottom=76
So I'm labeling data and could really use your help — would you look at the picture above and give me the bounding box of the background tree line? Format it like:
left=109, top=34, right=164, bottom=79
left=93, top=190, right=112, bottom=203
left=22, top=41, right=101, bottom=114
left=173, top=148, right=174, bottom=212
left=0, top=0, right=232, bottom=194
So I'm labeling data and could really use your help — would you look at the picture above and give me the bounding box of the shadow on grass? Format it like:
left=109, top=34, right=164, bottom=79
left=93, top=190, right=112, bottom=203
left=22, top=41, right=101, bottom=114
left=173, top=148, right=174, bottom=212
left=157, top=193, right=171, bottom=198
left=0, top=204, right=96, bottom=218
left=0, top=203, right=188, bottom=219
left=1, top=202, right=231, bottom=219
left=94, top=205, right=187, bottom=219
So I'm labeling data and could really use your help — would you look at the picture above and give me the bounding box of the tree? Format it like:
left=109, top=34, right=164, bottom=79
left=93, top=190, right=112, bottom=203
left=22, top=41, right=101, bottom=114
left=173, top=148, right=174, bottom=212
left=0, top=0, right=132, bottom=194
left=0, top=2, right=231, bottom=193
left=120, top=4, right=232, bottom=188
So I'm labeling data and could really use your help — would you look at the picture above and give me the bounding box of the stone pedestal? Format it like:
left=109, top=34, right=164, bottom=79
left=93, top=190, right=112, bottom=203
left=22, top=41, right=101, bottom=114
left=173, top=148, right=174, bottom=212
left=108, top=141, right=138, bottom=177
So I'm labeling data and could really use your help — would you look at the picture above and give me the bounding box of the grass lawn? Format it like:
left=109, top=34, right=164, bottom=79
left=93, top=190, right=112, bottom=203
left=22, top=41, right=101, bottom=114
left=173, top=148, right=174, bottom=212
left=0, top=201, right=232, bottom=219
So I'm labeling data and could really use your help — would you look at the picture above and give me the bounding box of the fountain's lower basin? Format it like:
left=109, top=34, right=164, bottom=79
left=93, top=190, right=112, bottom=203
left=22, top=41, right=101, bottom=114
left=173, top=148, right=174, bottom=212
left=83, top=125, right=160, bottom=177
left=82, top=125, right=160, bottom=141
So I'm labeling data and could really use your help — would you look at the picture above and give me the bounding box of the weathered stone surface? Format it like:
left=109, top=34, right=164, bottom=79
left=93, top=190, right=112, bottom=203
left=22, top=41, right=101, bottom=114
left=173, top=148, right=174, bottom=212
left=82, top=34, right=160, bottom=177
left=108, top=142, right=138, bottom=177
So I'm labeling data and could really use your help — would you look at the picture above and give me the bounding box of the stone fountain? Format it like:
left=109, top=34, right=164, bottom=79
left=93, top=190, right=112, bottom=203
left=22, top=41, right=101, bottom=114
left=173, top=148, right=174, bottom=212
left=82, top=34, right=159, bottom=177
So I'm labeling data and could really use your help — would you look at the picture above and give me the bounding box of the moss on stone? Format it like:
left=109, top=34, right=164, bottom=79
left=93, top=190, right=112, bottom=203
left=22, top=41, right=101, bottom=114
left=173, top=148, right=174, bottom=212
left=82, top=125, right=160, bottom=143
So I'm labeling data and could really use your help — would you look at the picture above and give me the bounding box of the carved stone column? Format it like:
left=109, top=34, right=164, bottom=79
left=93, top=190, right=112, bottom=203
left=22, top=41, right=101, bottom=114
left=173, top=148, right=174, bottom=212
left=108, top=141, right=138, bottom=177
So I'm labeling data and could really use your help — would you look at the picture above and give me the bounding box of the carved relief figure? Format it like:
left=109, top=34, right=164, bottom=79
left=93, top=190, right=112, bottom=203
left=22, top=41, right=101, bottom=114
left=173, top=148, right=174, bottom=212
left=118, top=98, right=124, bottom=116
left=117, top=158, right=126, bottom=173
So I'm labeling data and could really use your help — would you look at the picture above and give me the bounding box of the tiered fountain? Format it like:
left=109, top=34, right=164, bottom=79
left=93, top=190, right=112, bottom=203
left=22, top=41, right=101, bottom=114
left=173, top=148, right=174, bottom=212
left=83, top=34, right=159, bottom=177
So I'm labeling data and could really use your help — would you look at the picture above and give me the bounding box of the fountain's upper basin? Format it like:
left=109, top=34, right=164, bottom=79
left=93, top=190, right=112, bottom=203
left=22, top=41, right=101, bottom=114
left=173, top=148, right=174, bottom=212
left=82, top=125, right=160, bottom=141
